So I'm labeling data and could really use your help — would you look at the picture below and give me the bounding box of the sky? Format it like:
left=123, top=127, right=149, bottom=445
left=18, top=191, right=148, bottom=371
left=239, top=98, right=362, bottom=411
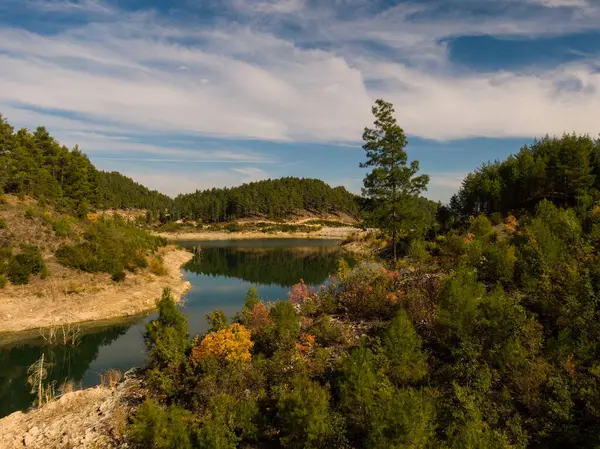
left=0, top=0, right=599, bottom=203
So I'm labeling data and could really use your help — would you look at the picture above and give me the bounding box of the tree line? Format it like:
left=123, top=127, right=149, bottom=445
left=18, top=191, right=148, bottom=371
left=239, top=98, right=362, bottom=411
left=0, top=114, right=171, bottom=215
left=450, top=133, right=600, bottom=217
left=169, top=177, right=361, bottom=223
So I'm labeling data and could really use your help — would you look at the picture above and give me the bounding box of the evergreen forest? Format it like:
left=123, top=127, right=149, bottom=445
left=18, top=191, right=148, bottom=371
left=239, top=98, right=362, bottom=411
left=170, top=178, right=360, bottom=223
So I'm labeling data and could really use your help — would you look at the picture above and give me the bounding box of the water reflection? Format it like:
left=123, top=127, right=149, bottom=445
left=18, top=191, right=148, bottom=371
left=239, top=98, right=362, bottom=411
left=0, top=239, right=352, bottom=418
left=183, top=239, right=347, bottom=286
left=0, top=321, right=138, bottom=418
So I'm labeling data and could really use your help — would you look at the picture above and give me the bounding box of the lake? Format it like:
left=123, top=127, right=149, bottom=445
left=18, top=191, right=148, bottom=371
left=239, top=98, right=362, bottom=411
left=0, top=239, right=353, bottom=418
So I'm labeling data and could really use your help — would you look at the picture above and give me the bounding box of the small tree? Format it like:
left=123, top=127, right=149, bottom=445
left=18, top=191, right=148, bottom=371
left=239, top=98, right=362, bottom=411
left=361, top=99, right=429, bottom=261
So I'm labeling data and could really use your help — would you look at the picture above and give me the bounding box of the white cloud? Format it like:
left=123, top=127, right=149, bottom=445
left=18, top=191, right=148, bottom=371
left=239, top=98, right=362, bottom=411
left=119, top=167, right=272, bottom=197
left=0, top=0, right=599, bottom=145
left=527, top=0, right=588, bottom=8
left=427, top=172, right=467, bottom=202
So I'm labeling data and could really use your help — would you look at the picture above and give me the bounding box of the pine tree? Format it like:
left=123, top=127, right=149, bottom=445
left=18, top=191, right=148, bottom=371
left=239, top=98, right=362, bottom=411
left=360, top=99, right=429, bottom=261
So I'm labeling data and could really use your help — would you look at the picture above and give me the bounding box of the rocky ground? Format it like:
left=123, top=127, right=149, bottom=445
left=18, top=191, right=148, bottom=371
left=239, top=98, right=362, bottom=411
left=0, top=370, right=145, bottom=449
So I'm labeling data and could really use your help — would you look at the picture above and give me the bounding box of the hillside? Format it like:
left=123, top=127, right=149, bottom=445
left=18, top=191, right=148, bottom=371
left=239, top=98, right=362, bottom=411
left=451, top=133, right=600, bottom=216
left=0, top=195, right=192, bottom=336
left=170, top=177, right=361, bottom=222
left=0, top=114, right=171, bottom=214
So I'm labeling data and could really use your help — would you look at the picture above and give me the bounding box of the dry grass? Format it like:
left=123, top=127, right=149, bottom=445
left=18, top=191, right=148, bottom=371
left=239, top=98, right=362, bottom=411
left=99, top=369, right=123, bottom=389
left=148, top=255, right=168, bottom=276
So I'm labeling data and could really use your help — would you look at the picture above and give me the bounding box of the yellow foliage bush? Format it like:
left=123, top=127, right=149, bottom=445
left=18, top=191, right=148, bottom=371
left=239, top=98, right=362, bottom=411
left=190, top=323, right=253, bottom=364
left=505, top=215, right=518, bottom=233
left=87, top=212, right=99, bottom=223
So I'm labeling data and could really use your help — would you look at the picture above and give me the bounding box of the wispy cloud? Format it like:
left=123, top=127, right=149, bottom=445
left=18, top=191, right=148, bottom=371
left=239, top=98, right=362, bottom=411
left=1, top=0, right=599, bottom=146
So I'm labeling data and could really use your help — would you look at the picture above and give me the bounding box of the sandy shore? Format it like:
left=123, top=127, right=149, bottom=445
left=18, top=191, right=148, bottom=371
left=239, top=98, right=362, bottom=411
left=156, top=226, right=359, bottom=241
left=0, top=247, right=193, bottom=340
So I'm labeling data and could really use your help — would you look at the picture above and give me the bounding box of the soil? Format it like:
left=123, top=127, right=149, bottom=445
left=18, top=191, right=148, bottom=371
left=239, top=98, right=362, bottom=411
left=156, top=226, right=360, bottom=241
left=0, top=370, right=145, bottom=449
left=0, top=246, right=192, bottom=341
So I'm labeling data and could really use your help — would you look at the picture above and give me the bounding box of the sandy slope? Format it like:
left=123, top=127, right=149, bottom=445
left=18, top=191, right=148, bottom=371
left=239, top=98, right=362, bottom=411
left=156, top=226, right=359, bottom=241
left=0, top=247, right=192, bottom=339
left=0, top=372, right=144, bottom=449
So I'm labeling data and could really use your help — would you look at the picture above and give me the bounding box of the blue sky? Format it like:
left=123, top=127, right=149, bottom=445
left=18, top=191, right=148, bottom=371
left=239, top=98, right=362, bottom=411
left=0, top=0, right=599, bottom=202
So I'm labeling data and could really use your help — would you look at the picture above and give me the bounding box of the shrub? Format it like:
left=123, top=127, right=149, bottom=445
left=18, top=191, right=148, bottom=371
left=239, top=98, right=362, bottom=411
left=469, top=215, right=493, bottom=237
left=311, top=315, right=344, bottom=346
left=7, top=245, right=45, bottom=285
left=24, top=208, right=35, bottom=220
left=382, top=309, right=428, bottom=385
left=127, top=400, right=195, bottom=449
left=226, top=222, right=242, bottom=232
left=407, top=240, right=429, bottom=261
left=490, top=212, right=504, bottom=226
left=270, top=301, right=301, bottom=350
left=111, top=271, right=126, bottom=282
left=206, top=309, right=228, bottom=333
left=52, top=220, right=70, bottom=237
left=0, top=275, right=6, bottom=288
left=190, top=323, right=253, bottom=364
left=275, top=373, right=336, bottom=448
left=149, top=256, right=168, bottom=276
left=56, top=220, right=166, bottom=275
left=0, top=218, right=7, bottom=229
left=335, top=262, right=400, bottom=320
left=144, top=289, right=189, bottom=398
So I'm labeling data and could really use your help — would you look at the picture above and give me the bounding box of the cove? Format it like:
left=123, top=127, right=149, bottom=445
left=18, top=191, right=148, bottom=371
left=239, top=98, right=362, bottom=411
left=0, top=238, right=353, bottom=418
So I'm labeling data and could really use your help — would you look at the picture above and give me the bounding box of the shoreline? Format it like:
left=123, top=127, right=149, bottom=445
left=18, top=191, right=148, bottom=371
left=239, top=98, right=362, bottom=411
left=156, top=226, right=360, bottom=241
left=0, top=247, right=193, bottom=341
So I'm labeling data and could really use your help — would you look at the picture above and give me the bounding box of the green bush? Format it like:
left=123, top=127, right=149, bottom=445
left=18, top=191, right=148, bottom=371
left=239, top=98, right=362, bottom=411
left=382, top=309, right=428, bottom=385
left=311, top=315, right=344, bottom=346
left=0, top=275, right=7, bottom=288
left=127, top=400, right=195, bottom=449
left=56, top=220, right=166, bottom=275
left=111, top=271, right=126, bottom=282
left=490, top=212, right=504, bottom=226
left=407, top=239, right=429, bottom=261
left=469, top=215, right=493, bottom=237
left=24, top=208, right=35, bottom=220
left=52, top=220, right=71, bottom=237
left=226, top=222, right=242, bottom=232
left=275, top=373, right=336, bottom=448
left=0, top=218, right=7, bottom=229
left=7, top=245, right=45, bottom=285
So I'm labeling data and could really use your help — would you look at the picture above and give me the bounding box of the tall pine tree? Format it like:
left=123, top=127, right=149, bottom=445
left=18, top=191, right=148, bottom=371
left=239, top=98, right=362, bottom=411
left=360, top=99, right=429, bottom=261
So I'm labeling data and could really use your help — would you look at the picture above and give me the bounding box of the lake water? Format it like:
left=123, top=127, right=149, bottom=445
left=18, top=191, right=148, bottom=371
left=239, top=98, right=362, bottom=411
left=0, top=239, right=353, bottom=418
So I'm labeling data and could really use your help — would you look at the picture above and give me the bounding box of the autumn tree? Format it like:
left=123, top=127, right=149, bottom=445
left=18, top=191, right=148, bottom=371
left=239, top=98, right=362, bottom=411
left=360, top=99, right=430, bottom=260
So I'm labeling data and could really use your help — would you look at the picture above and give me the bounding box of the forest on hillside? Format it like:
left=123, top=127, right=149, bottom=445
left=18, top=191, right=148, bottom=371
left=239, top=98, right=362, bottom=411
left=0, top=114, right=362, bottom=222
left=450, top=134, right=600, bottom=217
left=170, top=178, right=361, bottom=223
left=0, top=114, right=171, bottom=214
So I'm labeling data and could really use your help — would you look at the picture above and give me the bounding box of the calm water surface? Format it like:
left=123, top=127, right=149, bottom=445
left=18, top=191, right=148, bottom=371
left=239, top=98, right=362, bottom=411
left=0, top=239, right=353, bottom=418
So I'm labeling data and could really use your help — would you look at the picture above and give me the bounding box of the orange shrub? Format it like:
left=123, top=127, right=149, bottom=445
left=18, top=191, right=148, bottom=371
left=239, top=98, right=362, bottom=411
left=190, top=323, right=253, bottom=364
left=296, top=333, right=315, bottom=355
left=246, top=303, right=273, bottom=333
left=505, top=215, right=518, bottom=233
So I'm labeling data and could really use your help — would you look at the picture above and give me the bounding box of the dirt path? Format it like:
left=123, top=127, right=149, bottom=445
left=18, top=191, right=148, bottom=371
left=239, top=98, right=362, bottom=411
left=0, top=247, right=192, bottom=339
left=156, top=226, right=360, bottom=241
